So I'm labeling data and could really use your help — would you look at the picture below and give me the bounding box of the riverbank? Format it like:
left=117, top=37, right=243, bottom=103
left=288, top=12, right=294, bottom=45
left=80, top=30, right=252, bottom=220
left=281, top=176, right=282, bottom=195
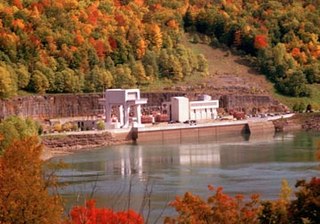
left=273, top=112, right=320, bottom=132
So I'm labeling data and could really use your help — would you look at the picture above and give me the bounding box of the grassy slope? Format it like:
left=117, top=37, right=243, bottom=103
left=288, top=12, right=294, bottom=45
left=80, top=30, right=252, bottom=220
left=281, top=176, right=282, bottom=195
left=146, top=34, right=320, bottom=110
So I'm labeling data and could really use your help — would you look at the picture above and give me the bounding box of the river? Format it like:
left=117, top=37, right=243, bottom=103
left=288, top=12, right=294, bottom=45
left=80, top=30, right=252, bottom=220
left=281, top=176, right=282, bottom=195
left=51, top=131, right=319, bottom=223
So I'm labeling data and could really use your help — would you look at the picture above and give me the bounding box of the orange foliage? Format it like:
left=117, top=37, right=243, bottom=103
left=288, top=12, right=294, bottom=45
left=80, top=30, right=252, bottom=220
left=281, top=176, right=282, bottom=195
left=165, top=185, right=260, bottom=224
left=3, top=7, right=13, bottom=15
left=41, top=0, right=51, bottom=7
left=254, top=34, right=268, bottom=49
left=167, top=19, right=179, bottom=29
left=12, top=19, right=25, bottom=30
left=87, top=3, right=100, bottom=25
left=0, top=137, right=63, bottom=223
left=70, top=46, right=78, bottom=52
left=39, top=50, right=49, bottom=64
left=311, top=45, right=320, bottom=59
left=134, top=0, right=145, bottom=7
left=113, top=0, right=122, bottom=7
left=291, top=47, right=301, bottom=58
left=66, top=199, right=144, bottom=224
left=74, top=33, right=85, bottom=45
left=83, top=24, right=93, bottom=36
left=53, top=0, right=64, bottom=9
left=136, top=39, right=146, bottom=59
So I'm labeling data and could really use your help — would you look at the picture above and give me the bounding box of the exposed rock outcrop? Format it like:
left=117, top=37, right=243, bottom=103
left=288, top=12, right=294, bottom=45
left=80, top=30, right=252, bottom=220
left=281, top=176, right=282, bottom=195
left=0, top=92, right=286, bottom=120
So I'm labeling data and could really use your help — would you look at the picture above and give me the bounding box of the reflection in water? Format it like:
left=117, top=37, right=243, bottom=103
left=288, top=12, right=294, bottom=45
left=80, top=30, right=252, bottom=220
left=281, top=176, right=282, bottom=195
left=178, top=144, right=221, bottom=165
left=51, top=131, right=320, bottom=223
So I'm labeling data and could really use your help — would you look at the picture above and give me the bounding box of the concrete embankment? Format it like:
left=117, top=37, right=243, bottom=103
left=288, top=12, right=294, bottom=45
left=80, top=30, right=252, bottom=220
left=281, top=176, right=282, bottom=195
left=135, top=121, right=249, bottom=143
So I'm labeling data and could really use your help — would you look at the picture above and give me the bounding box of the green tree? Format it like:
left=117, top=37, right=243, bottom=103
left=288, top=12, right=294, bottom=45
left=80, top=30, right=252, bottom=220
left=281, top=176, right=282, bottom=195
left=84, top=66, right=113, bottom=92
left=132, top=60, right=149, bottom=85
left=197, top=53, right=209, bottom=76
left=61, top=68, right=83, bottom=93
left=276, top=71, right=310, bottom=97
left=0, top=64, right=16, bottom=98
left=34, top=62, right=56, bottom=93
left=0, top=116, right=40, bottom=154
left=113, top=64, right=136, bottom=88
left=15, top=63, right=30, bottom=89
left=29, top=70, right=49, bottom=94
left=142, top=50, right=158, bottom=78
left=305, top=63, right=320, bottom=84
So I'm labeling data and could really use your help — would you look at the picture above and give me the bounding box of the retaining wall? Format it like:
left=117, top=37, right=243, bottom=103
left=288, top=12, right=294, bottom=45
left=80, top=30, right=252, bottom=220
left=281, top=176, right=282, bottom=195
left=136, top=123, right=249, bottom=143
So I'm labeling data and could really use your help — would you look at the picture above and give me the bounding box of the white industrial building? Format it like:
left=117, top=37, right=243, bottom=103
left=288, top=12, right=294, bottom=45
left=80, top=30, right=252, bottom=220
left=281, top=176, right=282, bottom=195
left=101, top=89, right=218, bottom=129
left=101, top=89, right=147, bottom=128
left=164, top=95, right=219, bottom=123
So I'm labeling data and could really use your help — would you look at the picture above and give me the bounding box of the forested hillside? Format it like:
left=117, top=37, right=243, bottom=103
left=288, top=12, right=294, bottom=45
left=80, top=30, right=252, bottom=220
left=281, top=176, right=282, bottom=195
left=0, top=0, right=319, bottom=99
left=186, top=0, right=320, bottom=97
left=0, top=0, right=208, bottom=98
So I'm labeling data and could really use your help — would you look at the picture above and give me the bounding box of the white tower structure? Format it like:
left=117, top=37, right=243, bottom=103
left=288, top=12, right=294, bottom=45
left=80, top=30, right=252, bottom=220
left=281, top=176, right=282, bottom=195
left=171, top=97, right=190, bottom=123
left=104, top=89, right=147, bottom=128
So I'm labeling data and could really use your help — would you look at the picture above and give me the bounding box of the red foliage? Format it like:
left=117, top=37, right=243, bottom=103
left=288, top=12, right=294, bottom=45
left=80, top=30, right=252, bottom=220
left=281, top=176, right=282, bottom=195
left=12, top=0, right=23, bottom=9
left=89, top=38, right=106, bottom=58
left=94, top=40, right=106, bottom=58
left=67, top=200, right=144, bottom=224
left=29, top=35, right=41, bottom=47
left=254, top=34, right=268, bottom=49
left=115, top=14, right=126, bottom=26
left=108, top=37, right=117, bottom=50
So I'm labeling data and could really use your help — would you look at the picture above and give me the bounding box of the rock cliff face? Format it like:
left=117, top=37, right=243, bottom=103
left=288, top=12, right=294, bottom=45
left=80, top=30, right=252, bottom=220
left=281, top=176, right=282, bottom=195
left=0, top=94, right=103, bottom=120
left=0, top=92, right=284, bottom=120
left=219, top=95, right=287, bottom=113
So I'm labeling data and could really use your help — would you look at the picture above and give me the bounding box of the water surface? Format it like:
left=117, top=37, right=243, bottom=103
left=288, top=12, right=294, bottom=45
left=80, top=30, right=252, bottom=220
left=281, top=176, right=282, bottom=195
left=52, top=131, right=319, bottom=223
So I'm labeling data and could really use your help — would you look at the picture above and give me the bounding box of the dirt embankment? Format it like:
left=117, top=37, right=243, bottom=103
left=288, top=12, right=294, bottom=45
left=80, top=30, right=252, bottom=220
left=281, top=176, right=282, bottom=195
left=299, top=113, right=320, bottom=131
left=175, top=38, right=274, bottom=97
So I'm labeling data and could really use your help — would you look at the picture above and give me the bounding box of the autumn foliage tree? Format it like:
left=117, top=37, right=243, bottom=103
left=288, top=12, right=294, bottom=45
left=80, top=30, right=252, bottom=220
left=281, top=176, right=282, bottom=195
left=165, top=185, right=260, bottom=224
left=0, top=0, right=207, bottom=97
left=0, top=137, right=64, bottom=224
left=65, top=199, right=144, bottom=224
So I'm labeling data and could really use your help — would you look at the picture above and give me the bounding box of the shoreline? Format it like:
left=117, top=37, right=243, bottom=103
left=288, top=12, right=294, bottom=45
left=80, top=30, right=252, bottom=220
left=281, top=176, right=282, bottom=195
left=41, top=114, right=299, bottom=160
